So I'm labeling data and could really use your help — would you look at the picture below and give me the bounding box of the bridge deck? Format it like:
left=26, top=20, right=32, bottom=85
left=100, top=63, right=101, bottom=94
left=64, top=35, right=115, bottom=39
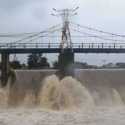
left=0, top=42, right=125, bottom=53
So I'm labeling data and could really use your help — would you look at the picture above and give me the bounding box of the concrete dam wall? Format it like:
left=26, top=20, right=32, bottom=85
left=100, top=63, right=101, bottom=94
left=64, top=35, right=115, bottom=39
left=75, top=69, right=125, bottom=106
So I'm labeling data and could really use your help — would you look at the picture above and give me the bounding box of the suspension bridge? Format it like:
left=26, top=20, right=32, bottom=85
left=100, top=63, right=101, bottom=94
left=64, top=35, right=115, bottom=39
left=1, top=7, right=125, bottom=86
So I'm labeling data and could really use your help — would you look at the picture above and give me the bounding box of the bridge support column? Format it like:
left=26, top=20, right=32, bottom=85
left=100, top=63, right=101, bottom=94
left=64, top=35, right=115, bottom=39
left=57, top=49, right=74, bottom=78
left=1, top=53, right=9, bottom=87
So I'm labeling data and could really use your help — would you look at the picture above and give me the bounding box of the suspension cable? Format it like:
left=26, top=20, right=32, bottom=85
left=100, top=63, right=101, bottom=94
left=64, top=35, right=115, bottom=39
left=71, top=22, right=125, bottom=38
left=0, top=32, right=39, bottom=38
left=3, top=24, right=62, bottom=45
left=71, top=28, right=125, bottom=42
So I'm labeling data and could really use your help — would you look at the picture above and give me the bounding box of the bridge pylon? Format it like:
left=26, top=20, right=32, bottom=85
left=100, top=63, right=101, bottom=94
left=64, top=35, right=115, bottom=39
left=52, top=7, right=79, bottom=49
left=1, top=53, right=9, bottom=87
left=52, top=7, right=79, bottom=77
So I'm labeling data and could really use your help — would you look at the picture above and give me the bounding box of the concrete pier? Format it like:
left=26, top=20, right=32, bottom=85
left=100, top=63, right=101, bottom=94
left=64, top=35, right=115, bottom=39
left=1, top=53, right=9, bottom=87
left=58, top=49, right=74, bottom=77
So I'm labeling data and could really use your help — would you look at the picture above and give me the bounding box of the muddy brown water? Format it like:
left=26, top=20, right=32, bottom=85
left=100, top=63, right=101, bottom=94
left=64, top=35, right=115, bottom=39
left=0, top=69, right=125, bottom=125
left=0, top=69, right=125, bottom=109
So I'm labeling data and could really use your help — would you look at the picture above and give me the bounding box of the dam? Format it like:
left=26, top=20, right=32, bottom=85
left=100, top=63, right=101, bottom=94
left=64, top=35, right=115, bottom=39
left=0, top=69, right=124, bottom=108
left=0, top=69, right=125, bottom=125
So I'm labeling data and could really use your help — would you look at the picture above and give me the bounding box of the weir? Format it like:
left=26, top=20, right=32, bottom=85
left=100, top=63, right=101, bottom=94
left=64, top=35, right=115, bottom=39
left=0, top=69, right=125, bottom=108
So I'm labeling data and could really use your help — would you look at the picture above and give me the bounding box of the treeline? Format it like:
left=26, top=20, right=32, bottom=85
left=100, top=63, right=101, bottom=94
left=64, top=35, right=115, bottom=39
left=0, top=53, right=125, bottom=69
left=0, top=53, right=50, bottom=70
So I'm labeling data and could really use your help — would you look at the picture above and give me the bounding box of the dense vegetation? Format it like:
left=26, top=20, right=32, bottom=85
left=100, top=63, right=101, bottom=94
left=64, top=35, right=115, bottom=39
left=0, top=53, right=125, bottom=69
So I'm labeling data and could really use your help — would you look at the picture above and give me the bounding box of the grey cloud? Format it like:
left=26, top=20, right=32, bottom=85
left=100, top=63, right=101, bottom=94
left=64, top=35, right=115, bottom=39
left=0, top=0, right=125, bottom=64
left=0, top=0, right=31, bottom=11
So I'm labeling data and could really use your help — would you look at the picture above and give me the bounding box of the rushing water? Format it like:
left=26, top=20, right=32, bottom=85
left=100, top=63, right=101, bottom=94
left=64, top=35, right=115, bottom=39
left=0, top=69, right=125, bottom=125
left=0, top=74, right=94, bottom=110
left=39, top=75, right=94, bottom=110
left=0, top=69, right=124, bottom=108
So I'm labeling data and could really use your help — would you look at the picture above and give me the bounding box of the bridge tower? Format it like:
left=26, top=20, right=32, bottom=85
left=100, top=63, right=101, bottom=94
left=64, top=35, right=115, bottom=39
left=52, top=7, right=79, bottom=48
left=52, top=7, right=79, bottom=77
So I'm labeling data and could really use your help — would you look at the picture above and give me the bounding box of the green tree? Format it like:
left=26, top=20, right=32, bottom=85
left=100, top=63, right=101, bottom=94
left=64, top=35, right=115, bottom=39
left=27, top=53, right=50, bottom=69
left=53, top=61, right=59, bottom=69
left=10, top=60, right=22, bottom=69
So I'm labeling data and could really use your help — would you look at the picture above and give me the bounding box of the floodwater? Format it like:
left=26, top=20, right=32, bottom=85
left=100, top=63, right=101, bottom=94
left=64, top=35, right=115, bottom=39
left=0, top=69, right=125, bottom=125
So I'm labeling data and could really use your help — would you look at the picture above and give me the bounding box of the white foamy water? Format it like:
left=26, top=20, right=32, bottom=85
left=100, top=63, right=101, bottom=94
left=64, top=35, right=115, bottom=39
left=0, top=107, right=125, bottom=125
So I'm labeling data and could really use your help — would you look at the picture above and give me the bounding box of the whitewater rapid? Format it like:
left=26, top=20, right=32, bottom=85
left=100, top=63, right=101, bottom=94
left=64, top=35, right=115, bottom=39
left=0, top=107, right=125, bottom=125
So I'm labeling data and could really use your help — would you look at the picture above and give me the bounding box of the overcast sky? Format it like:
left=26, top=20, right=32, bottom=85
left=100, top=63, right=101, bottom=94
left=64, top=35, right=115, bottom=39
left=1, top=0, right=125, bottom=65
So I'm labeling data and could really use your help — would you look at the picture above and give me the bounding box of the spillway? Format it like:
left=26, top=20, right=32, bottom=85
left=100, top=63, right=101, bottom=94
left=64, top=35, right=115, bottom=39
left=0, top=69, right=125, bottom=125
left=4, top=69, right=125, bottom=108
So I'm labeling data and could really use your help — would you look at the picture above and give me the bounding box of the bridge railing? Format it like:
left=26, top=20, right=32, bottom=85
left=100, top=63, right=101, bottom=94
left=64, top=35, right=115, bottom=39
left=0, top=42, right=125, bottom=49
left=73, top=43, right=125, bottom=49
